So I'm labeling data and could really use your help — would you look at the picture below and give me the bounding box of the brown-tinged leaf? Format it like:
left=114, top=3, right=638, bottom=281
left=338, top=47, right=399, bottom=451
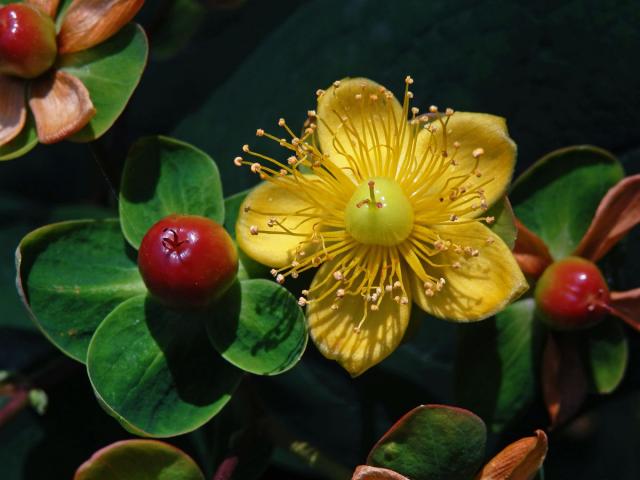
left=513, top=219, right=553, bottom=279
left=475, top=430, right=548, bottom=480
left=57, top=0, right=144, bottom=54
left=0, top=75, right=27, bottom=147
left=26, top=0, right=60, bottom=18
left=28, top=70, right=96, bottom=144
left=352, top=465, right=410, bottom=480
left=573, top=175, right=640, bottom=261
left=609, top=289, right=640, bottom=331
left=542, top=333, right=588, bottom=428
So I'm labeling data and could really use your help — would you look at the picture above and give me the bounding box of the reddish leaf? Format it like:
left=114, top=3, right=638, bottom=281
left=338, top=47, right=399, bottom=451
left=28, top=70, right=96, bottom=144
left=608, top=288, right=640, bottom=331
left=352, top=465, right=410, bottom=480
left=513, top=219, right=553, bottom=279
left=0, top=75, right=27, bottom=147
left=542, top=333, right=588, bottom=428
left=475, top=430, right=548, bottom=480
left=573, top=175, right=640, bottom=262
left=57, top=0, right=144, bottom=54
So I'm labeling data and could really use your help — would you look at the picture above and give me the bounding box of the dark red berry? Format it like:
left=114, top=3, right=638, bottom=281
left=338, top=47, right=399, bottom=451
left=0, top=4, right=57, bottom=79
left=138, top=215, right=238, bottom=308
left=535, top=256, right=610, bottom=330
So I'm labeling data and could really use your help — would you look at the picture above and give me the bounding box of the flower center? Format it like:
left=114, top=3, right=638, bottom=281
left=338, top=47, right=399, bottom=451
left=345, top=177, right=414, bottom=246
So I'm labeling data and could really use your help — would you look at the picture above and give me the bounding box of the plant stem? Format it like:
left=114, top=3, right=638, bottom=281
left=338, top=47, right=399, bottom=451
left=268, top=419, right=352, bottom=480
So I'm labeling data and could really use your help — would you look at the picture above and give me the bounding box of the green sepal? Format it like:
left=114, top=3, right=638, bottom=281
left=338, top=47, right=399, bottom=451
left=510, top=146, right=623, bottom=259
left=59, top=23, right=149, bottom=142
left=15, top=219, right=145, bottom=363
left=119, top=135, right=225, bottom=249
left=87, top=295, right=242, bottom=437
left=206, top=279, right=308, bottom=376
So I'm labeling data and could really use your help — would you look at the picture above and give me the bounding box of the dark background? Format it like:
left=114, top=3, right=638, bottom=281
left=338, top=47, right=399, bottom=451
left=1, top=0, right=639, bottom=478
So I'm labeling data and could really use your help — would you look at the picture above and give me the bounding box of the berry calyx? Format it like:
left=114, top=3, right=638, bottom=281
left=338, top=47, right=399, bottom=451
left=0, top=4, right=57, bottom=79
left=138, top=215, right=238, bottom=308
left=535, top=256, right=610, bottom=330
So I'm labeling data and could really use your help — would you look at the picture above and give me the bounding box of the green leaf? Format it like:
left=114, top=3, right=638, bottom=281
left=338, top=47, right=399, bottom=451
left=487, top=197, right=517, bottom=249
left=16, top=219, right=146, bottom=363
left=367, top=405, right=486, bottom=480
left=455, top=298, right=542, bottom=433
left=510, top=146, right=624, bottom=259
left=75, top=440, right=205, bottom=480
left=583, top=320, right=628, bottom=394
left=87, top=295, right=242, bottom=437
left=59, top=23, right=148, bottom=142
left=119, top=135, right=225, bottom=249
left=224, top=189, right=250, bottom=241
left=0, top=114, right=38, bottom=161
left=206, top=279, right=307, bottom=375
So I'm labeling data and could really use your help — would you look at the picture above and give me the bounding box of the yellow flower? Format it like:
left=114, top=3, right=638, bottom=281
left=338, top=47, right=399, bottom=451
left=235, top=77, right=528, bottom=376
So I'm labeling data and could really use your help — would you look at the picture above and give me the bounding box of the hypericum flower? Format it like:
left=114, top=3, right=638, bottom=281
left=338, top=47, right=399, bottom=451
left=235, top=77, right=528, bottom=376
left=0, top=0, right=143, bottom=147
left=514, top=173, right=640, bottom=426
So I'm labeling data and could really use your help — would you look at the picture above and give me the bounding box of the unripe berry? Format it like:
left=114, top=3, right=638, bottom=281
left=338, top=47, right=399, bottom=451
left=138, top=215, right=238, bottom=308
left=535, top=256, right=610, bottom=330
left=0, top=4, right=57, bottom=79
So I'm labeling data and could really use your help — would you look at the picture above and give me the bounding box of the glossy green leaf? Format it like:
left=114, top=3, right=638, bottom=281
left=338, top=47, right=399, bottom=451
left=59, top=23, right=148, bottom=142
left=75, top=440, right=205, bottom=480
left=0, top=113, right=38, bottom=161
left=487, top=197, right=517, bottom=249
left=367, top=405, right=486, bottom=480
left=206, top=279, right=307, bottom=375
left=16, top=219, right=146, bottom=362
left=119, top=135, right=225, bottom=249
left=87, top=295, right=242, bottom=437
left=511, top=146, right=624, bottom=259
left=455, top=298, right=542, bottom=433
left=584, top=320, right=628, bottom=394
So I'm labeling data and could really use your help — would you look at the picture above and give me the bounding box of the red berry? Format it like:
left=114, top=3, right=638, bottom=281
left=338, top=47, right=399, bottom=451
left=0, top=4, right=57, bottom=79
left=138, top=215, right=238, bottom=308
left=535, top=256, right=610, bottom=330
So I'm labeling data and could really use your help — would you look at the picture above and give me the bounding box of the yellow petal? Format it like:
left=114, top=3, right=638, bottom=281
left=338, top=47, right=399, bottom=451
left=28, top=70, right=96, bottom=144
left=307, top=256, right=411, bottom=377
left=411, top=222, right=528, bottom=321
left=415, top=112, right=516, bottom=213
left=316, top=77, right=406, bottom=178
left=236, top=180, right=316, bottom=268
left=0, top=75, right=26, bottom=147
left=58, top=0, right=144, bottom=54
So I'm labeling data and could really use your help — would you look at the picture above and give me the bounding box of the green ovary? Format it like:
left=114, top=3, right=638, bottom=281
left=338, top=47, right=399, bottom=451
left=345, top=177, right=414, bottom=246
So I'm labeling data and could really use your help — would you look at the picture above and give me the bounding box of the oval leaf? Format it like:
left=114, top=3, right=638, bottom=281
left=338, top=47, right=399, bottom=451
left=119, top=135, right=225, bottom=249
left=206, top=279, right=307, bottom=375
left=59, top=23, right=148, bottom=142
left=456, top=298, right=542, bottom=433
left=16, top=219, right=146, bottom=362
left=510, top=146, right=623, bottom=260
left=75, top=439, right=205, bottom=480
left=87, top=295, right=242, bottom=437
left=584, top=319, right=628, bottom=394
left=367, top=405, right=487, bottom=480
